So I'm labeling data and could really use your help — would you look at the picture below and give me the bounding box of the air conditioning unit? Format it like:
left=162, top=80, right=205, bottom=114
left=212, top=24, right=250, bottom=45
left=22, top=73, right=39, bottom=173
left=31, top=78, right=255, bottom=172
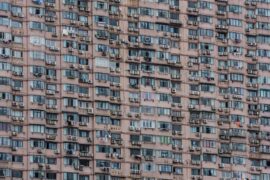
left=79, top=122, right=88, bottom=126
left=46, top=135, right=56, bottom=140
left=70, top=20, right=76, bottom=25
left=46, top=90, right=55, bottom=95
left=77, top=165, right=83, bottom=171
left=11, top=147, right=17, bottom=151
left=78, top=65, right=83, bottom=70
left=191, top=160, right=200, bottom=165
left=190, top=91, right=200, bottom=96
left=111, top=111, right=117, bottom=116
left=87, top=108, right=94, bottom=114
left=219, top=163, right=224, bottom=168
left=87, top=137, right=92, bottom=142
left=11, top=131, right=17, bottom=136
left=45, top=2, right=55, bottom=7
left=256, top=167, right=262, bottom=171
left=223, top=94, right=229, bottom=99
left=117, top=111, right=122, bottom=116
left=129, top=126, right=135, bottom=131
left=12, top=116, right=18, bottom=121
left=38, top=163, right=44, bottom=168
left=19, top=117, right=24, bottom=121
left=110, top=96, right=116, bottom=101
left=253, top=97, right=258, bottom=102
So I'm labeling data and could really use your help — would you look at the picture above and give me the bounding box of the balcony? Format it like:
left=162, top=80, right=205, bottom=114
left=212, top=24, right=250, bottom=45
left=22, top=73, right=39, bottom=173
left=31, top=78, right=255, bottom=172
left=216, top=11, right=226, bottom=16
left=215, top=25, right=228, bottom=31
left=249, top=138, right=260, bottom=145
left=131, top=141, right=142, bottom=146
left=45, top=2, right=55, bottom=8
left=130, top=169, right=141, bottom=175
left=218, top=148, right=231, bottom=154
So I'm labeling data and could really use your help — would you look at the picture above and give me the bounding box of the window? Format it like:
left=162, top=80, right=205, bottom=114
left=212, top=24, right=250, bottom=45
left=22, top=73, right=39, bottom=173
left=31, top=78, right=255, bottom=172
left=227, top=19, right=242, bottom=27
left=140, top=8, right=154, bottom=16
left=30, top=125, right=45, bottom=133
left=233, top=156, right=245, bottom=165
left=30, top=155, right=45, bottom=163
left=202, top=140, right=216, bottom=148
left=203, top=154, right=216, bottom=163
left=230, top=73, right=244, bottom=82
left=203, top=168, right=216, bottom=176
left=199, top=1, right=212, bottom=9
left=191, top=168, right=201, bottom=175
left=140, top=21, right=154, bottom=30
left=12, top=155, right=23, bottom=163
left=159, top=164, right=172, bottom=173
left=199, top=29, right=213, bottom=37
left=257, top=8, right=270, bottom=17
left=0, top=2, right=10, bottom=11
left=63, top=172, right=78, bottom=180
left=47, top=173, right=57, bottom=180
left=12, top=170, right=22, bottom=178
left=221, top=157, right=231, bottom=164
left=0, top=169, right=11, bottom=177
left=199, top=15, right=212, bottom=23
left=228, top=5, right=242, bottom=13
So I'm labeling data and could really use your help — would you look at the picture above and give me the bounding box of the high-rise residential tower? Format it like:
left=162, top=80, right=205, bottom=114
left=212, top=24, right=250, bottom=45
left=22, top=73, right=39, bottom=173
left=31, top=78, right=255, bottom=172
left=0, top=0, right=270, bottom=180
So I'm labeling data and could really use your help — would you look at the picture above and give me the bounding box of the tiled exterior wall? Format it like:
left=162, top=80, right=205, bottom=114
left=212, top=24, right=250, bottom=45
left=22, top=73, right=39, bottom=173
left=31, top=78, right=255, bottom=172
left=0, top=0, right=270, bottom=180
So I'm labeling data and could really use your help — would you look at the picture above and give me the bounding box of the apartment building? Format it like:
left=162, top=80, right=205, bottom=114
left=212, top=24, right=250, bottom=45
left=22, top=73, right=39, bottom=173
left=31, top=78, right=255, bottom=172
left=1, top=0, right=270, bottom=179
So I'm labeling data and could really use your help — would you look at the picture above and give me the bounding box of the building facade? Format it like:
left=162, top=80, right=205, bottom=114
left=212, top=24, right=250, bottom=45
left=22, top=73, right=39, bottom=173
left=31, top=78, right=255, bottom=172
left=0, top=0, right=270, bottom=179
